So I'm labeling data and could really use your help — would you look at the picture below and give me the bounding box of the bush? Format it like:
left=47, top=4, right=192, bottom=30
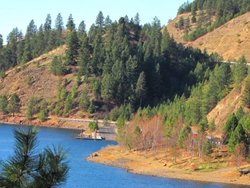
left=38, top=109, right=47, bottom=122
left=88, top=121, right=98, bottom=132
left=50, top=56, right=68, bottom=76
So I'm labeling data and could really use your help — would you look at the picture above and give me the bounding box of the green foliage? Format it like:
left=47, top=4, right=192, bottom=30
left=0, top=70, right=6, bottom=79
left=134, top=126, right=142, bottom=136
left=232, top=56, right=248, bottom=87
left=202, top=140, right=213, bottom=156
left=38, top=109, right=47, bottom=122
left=179, top=0, right=250, bottom=41
left=88, top=121, right=98, bottom=132
left=79, top=90, right=90, bottom=110
left=71, top=84, right=78, bottom=98
left=0, top=128, right=68, bottom=187
left=64, top=95, right=73, bottom=116
left=26, top=97, right=40, bottom=120
left=135, top=72, right=147, bottom=107
left=65, top=30, right=79, bottom=65
left=7, top=94, right=21, bottom=116
left=50, top=56, right=68, bottom=76
left=224, top=109, right=250, bottom=154
left=26, top=75, right=34, bottom=86
left=178, top=126, right=191, bottom=147
left=88, top=101, right=95, bottom=114
left=0, top=95, right=8, bottom=114
left=242, top=76, right=250, bottom=107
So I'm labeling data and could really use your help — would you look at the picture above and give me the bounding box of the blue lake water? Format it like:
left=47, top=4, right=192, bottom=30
left=0, top=124, right=248, bottom=188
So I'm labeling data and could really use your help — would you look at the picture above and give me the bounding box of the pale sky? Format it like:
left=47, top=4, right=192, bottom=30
left=0, top=0, right=189, bottom=42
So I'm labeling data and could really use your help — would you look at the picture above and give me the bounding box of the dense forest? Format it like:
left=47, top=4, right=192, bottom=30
left=0, top=11, right=249, bottom=159
left=176, top=0, right=250, bottom=41
left=0, top=12, right=221, bottom=116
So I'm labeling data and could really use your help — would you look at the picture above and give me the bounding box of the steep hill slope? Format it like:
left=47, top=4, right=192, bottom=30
left=167, top=12, right=250, bottom=61
left=0, top=45, right=68, bottom=111
left=207, top=78, right=250, bottom=137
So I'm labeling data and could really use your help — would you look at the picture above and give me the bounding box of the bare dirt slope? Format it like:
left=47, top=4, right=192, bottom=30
left=167, top=12, right=250, bottom=62
left=207, top=86, right=244, bottom=135
left=207, top=78, right=250, bottom=135
left=0, top=45, right=67, bottom=110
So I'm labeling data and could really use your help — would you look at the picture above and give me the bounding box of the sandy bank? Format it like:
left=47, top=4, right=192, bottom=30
left=87, top=146, right=250, bottom=186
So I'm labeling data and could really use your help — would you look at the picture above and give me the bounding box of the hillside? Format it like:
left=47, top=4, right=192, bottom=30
left=167, top=11, right=250, bottom=61
left=0, top=46, right=67, bottom=111
left=207, top=85, right=244, bottom=136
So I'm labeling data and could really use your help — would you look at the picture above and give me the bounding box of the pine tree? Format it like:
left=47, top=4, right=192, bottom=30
left=242, top=76, right=250, bottom=107
left=26, top=20, right=37, bottom=38
left=55, top=13, right=64, bottom=46
left=0, top=128, right=68, bottom=187
left=66, top=14, right=75, bottom=31
left=44, top=14, right=52, bottom=48
left=78, top=21, right=86, bottom=34
left=232, top=56, right=248, bottom=86
left=44, top=14, right=52, bottom=31
left=64, top=95, right=73, bottom=115
left=0, top=95, right=8, bottom=114
left=65, top=30, right=79, bottom=65
left=38, top=109, right=47, bottom=122
left=0, top=34, right=3, bottom=49
left=96, top=11, right=104, bottom=29
left=50, top=56, right=67, bottom=76
left=79, top=90, right=90, bottom=110
left=136, top=72, right=147, bottom=106
left=78, top=34, right=90, bottom=76
left=7, top=94, right=21, bottom=116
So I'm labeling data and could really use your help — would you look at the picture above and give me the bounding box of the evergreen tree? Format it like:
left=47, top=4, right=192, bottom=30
left=0, top=128, right=68, bottom=187
left=55, top=13, right=64, bottom=46
left=136, top=72, right=147, bottom=106
left=134, top=13, right=140, bottom=25
left=91, top=33, right=103, bottom=74
left=55, top=13, right=64, bottom=32
left=44, top=14, right=52, bottom=49
left=232, top=56, right=248, bottom=86
left=50, top=56, right=67, bottom=76
left=44, top=14, right=52, bottom=31
left=26, top=19, right=37, bottom=38
left=64, top=95, right=73, bottom=115
left=65, top=30, right=79, bottom=65
left=7, top=94, right=21, bottom=116
left=66, top=14, right=75, bottom=31
left=0, top=34, right=3, bottom=49
left=242, top=76, right=250, bottom=108
left=38, top=109, right=47, bottom=122
left=96, top=11, right=104, bottom=29
left=78, top=33, right=90, bottom=75
left=0, top=95, right=8, bottom=114
left=79, top=90, right=90, bottom=110
left=78, top=21, right=86, bottom=33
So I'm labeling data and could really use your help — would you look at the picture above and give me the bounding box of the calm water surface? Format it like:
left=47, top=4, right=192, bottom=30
left=0, top=124, right=248, bottom=188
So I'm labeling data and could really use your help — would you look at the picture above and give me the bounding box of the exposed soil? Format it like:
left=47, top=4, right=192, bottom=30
left=88, top=146, right=250, bottom=186
left=167, top=12, right=250, bottom=62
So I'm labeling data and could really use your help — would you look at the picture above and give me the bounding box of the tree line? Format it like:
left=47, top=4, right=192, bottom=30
left=177, top=0, right=250, bottom=41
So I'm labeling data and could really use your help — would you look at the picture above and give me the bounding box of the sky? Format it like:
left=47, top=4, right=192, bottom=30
left=0, top=0, right=188, bottom=43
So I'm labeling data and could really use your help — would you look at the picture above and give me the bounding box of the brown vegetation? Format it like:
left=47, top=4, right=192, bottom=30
left=167, top=12, right=250, bottom=62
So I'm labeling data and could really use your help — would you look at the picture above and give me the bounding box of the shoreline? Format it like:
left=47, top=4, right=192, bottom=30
left=0, top=114, right=102, bottom=130
left=0, top=115, right=117, bottom=140
left=1, top=118, right=249, bottom=186
left=87, top=146, right=250, bottom=186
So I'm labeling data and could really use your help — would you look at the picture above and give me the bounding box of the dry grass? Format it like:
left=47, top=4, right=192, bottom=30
left=167, top=12, right=250, bottom=62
